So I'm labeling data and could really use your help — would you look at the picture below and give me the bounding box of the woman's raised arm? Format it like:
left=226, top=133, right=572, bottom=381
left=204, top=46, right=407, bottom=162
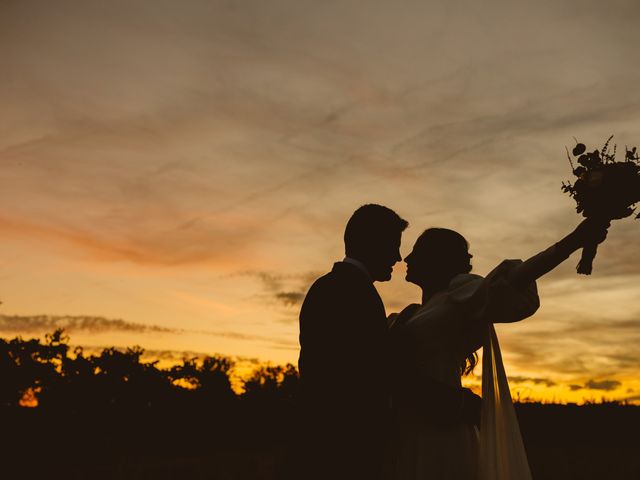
left=507, top=218, right=610, bottom=289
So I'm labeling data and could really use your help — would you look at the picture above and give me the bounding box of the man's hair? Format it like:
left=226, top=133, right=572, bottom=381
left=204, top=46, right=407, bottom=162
left=344, top=204, right=409, bottom=256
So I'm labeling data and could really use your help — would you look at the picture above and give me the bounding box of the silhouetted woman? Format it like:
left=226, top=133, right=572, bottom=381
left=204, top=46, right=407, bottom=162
left=387, top=219, right=608, bottom=480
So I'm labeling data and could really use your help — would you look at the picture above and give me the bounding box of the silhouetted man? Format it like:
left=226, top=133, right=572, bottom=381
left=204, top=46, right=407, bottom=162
left=297, top=204, right=408, bottom=480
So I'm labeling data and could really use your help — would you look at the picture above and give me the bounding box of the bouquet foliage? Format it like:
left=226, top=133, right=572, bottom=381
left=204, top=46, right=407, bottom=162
left=562, top=136, right=640, bottom=274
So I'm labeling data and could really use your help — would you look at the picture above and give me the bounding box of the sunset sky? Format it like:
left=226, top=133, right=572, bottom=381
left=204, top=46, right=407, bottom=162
left=1, top=0, right=639, bottom=402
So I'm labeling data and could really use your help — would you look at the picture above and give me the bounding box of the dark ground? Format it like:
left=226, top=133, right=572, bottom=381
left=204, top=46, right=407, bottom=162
left=2, top=402, right=639, bottom=480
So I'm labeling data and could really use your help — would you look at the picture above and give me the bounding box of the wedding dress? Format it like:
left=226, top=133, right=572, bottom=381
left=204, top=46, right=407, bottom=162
left=389, top=259, right=539, bottom=480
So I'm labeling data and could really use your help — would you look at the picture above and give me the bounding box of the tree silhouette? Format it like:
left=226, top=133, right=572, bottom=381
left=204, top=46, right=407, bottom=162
left=0, top=330, right=245, bottom=415
left=242, top=364, right=299, bottom=404
left=0, top=330, right=67, bottom=408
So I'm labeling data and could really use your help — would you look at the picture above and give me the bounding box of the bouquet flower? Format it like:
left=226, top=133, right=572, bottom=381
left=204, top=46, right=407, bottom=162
left=562, top=136, right=640, bottom=274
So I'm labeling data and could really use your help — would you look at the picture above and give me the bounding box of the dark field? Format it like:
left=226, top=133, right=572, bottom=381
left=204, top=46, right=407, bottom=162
left=518, top=403, right=640, bottom=480
left=2, top=402, right=639, bottom=480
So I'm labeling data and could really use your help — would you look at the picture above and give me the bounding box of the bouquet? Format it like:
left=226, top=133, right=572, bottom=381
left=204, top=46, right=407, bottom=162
left=562, top=136, right=640, bottom=274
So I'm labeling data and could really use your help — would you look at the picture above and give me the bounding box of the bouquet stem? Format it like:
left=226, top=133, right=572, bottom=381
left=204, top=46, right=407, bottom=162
left=577, top=242, right=598, bottom=275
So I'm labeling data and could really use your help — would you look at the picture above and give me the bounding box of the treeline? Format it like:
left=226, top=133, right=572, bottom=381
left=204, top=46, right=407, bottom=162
left=0, top=329, right=299, bottom=411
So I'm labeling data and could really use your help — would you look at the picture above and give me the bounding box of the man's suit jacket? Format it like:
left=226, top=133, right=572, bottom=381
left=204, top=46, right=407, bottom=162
left=297, top=261, right=389, bottom=476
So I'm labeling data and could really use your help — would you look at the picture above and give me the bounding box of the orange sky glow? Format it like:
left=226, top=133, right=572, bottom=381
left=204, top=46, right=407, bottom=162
left=1, top=0, right=640, bottom=404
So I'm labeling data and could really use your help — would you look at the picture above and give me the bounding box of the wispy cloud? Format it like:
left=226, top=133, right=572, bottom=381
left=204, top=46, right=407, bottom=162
left=585, top=379, right=622, bottom=391
left=238, top=270, right=320, bottom=308
left=0, top=314, right=296, bottom=350
left=496, top=307, right=640, bottom=394
left=0, top=213, right=268, bottom=269
left=509, top=376, right=557, bottom=388
left=275, top=292, right=306, bottom=307
left=569, top=379, right=623, bottom=392
left=0, top=314, right=175, bottom=335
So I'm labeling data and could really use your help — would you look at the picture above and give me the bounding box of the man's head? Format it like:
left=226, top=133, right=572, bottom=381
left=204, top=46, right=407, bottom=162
left=344, top=204, right=409, bottom=281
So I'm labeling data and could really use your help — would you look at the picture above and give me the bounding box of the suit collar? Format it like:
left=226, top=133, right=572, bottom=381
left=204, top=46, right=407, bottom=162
left=342, top=256, right=372, bottom=282
left=332, top=260, right=374, bottom=284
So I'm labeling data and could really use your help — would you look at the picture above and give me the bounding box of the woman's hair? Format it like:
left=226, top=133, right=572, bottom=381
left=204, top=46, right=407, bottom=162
left=460, top=352, right=478, bottom=377
left=418, top=228, right=476, bottom=376
left=417, top=228, right=473, bottom=275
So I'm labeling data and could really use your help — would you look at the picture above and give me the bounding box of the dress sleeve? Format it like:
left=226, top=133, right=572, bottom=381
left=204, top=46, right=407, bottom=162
left=448, top=259, right=540, bottom=324
left=405, top=262, right=540, bottom=353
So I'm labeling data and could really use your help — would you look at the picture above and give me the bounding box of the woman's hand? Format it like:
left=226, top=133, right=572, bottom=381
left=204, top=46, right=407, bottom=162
left=556, top=218, right=610, bottom=258
left=571, top=217, right=610, bottom=248
left=571, top=217, right=611, bottom=274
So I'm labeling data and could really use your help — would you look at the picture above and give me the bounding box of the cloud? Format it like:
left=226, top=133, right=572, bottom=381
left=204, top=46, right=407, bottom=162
left=275, top=292, right=306, bottom=307
left=567, top=380, right=622, bottom=392
left=0, top=213, right=268, bottom=269
left=584, top=379, right=622, bottom=391
left=0, top=314, right=176, bottom=335
left=200, top=329, right=297, bottom=349
left=0, top=314, right=296, bottom=350
left=569, top=379, right=629, bottom=392
left=508, top=376, right=557, bottom=387
left=497, top=310, right=640, bottom=383
left=239, top=270, right=319, bottom=308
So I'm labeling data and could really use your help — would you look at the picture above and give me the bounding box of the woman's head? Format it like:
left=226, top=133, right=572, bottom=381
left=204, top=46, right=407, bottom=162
left=404, top=228, right=473, bottom=289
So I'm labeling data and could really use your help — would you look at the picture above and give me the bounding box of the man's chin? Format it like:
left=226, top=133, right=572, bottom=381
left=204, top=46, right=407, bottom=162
left=374, top=269, right=393, bottom=282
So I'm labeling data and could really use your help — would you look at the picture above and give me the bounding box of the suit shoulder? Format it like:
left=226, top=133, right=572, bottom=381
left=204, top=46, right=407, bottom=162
left=303, top=271, right=341, bottom=301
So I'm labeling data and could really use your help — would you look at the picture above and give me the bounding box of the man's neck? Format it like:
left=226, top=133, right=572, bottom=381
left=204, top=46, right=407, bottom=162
left=343, top=256, right=373, bottom=282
